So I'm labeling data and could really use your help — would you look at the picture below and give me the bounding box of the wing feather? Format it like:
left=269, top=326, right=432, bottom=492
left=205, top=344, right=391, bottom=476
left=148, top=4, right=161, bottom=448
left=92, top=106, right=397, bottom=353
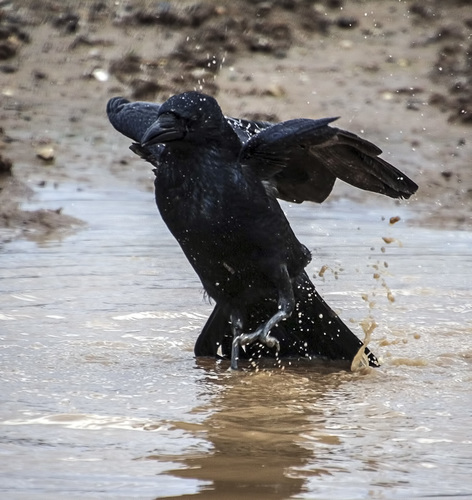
left=107, top=97, right=418, bottom=202
left=107, top=97, right=161, bottom=142
left=240, top=117, right=418, bottom=202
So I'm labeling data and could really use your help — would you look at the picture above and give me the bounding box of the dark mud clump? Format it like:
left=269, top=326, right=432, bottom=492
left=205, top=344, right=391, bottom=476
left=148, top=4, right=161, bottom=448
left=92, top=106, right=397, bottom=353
left=0, top=153, right=13, bottom=175
left=0, top=163, right=84, bottom=240
left=429, top=37, right=472, bottom=124
left=412, top=4, right=472, bottom=125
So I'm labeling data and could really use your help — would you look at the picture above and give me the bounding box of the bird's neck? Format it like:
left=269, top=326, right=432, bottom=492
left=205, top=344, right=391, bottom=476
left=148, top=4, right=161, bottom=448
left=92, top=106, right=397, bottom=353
left=161, top=130, right=241, bottom=175
left=154, top=135, right=242, bottom=209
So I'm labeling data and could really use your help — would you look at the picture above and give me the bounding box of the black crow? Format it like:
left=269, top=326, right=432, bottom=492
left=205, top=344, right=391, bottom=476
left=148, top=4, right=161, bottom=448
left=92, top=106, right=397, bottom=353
left=107, top=91, right=417, bottom=369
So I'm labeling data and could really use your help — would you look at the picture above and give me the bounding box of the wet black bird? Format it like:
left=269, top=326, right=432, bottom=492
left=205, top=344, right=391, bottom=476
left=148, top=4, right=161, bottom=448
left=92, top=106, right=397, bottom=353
left=107, top=91, right=417, bottom=369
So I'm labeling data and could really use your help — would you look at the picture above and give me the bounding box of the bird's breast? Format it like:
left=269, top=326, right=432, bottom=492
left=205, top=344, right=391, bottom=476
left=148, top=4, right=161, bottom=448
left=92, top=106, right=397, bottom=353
left=153, top=156, right=244, bottom=228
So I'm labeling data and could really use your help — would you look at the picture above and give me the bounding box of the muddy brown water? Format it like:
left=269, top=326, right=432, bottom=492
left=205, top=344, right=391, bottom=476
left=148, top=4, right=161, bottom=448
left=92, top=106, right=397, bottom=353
left=1, top=180, right=472, bottom=499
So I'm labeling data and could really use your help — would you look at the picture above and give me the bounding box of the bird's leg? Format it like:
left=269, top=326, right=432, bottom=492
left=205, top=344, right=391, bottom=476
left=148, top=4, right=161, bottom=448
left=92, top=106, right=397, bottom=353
left=232, top=264, right=295, bottom=367
left=230, top=310, right=244, bottom=370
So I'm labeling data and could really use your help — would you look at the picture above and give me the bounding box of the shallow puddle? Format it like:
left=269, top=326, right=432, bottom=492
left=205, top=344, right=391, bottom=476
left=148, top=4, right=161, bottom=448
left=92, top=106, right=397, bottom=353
left=1, top=182, right=472, bottom=499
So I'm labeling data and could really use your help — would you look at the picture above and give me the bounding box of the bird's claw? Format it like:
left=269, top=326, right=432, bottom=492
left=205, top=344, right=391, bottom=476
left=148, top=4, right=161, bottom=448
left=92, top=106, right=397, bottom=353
left=231, top=328, right=280, bottom=370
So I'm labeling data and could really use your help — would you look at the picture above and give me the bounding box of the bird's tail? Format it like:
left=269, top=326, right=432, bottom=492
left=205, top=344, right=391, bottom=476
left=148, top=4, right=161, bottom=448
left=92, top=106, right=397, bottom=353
left=194, top=272, right=380, bottom=368
left=288, top=272, right=380, bottom=367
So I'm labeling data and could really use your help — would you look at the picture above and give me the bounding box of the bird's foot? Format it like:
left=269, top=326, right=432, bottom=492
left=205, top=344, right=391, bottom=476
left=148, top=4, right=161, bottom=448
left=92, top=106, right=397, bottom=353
left=231, top=327, right=280, bottom=370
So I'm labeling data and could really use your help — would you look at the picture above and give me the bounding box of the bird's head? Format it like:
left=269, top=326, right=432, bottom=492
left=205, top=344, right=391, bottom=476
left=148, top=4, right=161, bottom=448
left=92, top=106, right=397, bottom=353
left=141, top=91, right=227, bottom=147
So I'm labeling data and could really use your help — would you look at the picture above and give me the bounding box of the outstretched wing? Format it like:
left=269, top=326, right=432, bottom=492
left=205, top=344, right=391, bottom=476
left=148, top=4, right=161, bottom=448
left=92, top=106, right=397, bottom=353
left=107, top=97, right=161, bottom=142
left=240, top=117, right=418, bottom=203
left=107, top=97, right=165, bottom=167
left=107, top=98, right=418, bottom=202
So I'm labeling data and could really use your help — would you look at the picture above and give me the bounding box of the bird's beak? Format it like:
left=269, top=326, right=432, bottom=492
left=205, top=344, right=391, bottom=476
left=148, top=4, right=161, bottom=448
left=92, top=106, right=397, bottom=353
left=141, top=113, right=185, bottom=146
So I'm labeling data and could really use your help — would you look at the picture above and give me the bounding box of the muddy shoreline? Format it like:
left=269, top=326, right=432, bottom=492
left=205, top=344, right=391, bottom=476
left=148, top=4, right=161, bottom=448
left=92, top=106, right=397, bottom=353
left=1, top=0, right=471, bottom=242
